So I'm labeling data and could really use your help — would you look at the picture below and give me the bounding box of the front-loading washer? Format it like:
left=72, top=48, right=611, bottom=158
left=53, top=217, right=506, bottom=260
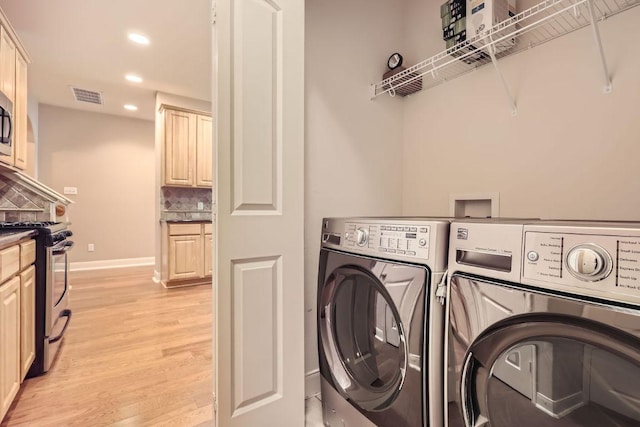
left=445, top=219, right=640, bottom=427
left=317, top=217, right=450, bottom=427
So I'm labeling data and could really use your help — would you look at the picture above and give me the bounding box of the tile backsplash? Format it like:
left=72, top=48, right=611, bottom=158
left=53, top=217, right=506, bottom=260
left=161, top=187, right=213, bottom=221
left=0, top=175, right=53, bottom=221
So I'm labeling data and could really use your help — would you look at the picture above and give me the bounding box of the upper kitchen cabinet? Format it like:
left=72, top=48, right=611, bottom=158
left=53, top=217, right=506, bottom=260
left=161, top=106, right=212, bottom=188
left=13, top=52, right=27, bottom=170
left=0, top=8, right=31, bottom=170
left=0, top=26, right=15, bottom=103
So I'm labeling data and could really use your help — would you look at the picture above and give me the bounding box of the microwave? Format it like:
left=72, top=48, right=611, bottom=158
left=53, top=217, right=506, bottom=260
left=0, top=92, right=12, bottom=156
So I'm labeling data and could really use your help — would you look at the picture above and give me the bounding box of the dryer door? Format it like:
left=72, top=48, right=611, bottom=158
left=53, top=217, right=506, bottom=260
left=448, top=275, right=640, bottom=427
left=318, top=250, right=429, bottom=413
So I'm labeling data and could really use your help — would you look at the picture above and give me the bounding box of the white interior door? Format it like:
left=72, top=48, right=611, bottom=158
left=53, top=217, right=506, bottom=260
left=213, top=0, right=305, bottom=426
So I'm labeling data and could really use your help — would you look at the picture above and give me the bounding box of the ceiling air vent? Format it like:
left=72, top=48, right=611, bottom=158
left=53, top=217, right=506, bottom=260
left=70, top=87, right=104, bottom=105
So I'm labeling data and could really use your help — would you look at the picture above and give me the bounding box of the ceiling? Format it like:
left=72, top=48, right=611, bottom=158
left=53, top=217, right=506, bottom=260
left=0, top=0, right=212, bottom=121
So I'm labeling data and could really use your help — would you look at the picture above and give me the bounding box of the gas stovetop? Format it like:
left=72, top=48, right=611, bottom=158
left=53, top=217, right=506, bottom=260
left=0, top=221, right=60, bottom=229
left=0, top=221, right=70, bottom=239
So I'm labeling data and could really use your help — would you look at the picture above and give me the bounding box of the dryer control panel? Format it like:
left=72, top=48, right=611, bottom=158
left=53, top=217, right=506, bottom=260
left=344, top=221, right=431, bottom=260
left=523, top=228, right=640, bottom=305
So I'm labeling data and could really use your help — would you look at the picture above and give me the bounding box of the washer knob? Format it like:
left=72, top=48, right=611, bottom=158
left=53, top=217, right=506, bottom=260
left=566, top=244, right=612, bottom=281
left=356, top=228, right=369, bottom=247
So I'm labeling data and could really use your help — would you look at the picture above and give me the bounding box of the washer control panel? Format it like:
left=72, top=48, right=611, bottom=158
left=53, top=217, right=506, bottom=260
left=523, top=231, right=640, bottom=302
left=344, top=222, right=430, bottom=259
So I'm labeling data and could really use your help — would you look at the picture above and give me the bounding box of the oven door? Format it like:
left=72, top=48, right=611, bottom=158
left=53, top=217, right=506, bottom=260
left=47, top=240, right=73, bottom=343
left=447, top=274, right=640, bottom=427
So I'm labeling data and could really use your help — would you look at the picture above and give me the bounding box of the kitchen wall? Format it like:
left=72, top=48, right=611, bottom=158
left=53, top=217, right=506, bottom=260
left=401, top=2, right=640, bottom=220
left=304, top=0, right=406, bottom=390
left=38, top=104, right=155, bottom=266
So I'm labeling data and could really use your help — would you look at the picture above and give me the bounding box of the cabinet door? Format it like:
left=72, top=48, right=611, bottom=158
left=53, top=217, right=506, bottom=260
left=163, top=109, right=196, bottom=186
left=0, top=26, right=16, bottom=102
left=196, top=115, right=213, bottom=187
left=0, top=276, right=21, bottom=421
left=13, top=53, right=27, bottom=170
left=168, top=235, right=202, bottom=280
left=204, top=233, right=213, bottom=277
left=20, top=265, right=35, bottom=381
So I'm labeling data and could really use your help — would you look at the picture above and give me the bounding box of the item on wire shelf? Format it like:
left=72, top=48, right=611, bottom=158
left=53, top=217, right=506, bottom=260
left=381, top=52, right=422, bottom=97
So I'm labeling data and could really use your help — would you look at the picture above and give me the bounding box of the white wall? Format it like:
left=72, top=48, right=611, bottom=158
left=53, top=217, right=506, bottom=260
left=38, top=104, right=155, bottom=264
left=401, top=3, right=640, bottom=220
left=305, top=0, right=406, bottom=383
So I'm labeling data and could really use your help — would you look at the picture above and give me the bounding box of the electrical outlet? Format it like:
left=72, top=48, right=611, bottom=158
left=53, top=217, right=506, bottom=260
left=198, top=201, right=204, bottom=210
left=64, top=187, right=78, bottom=195
left=88, top=243, right=95, bottom=252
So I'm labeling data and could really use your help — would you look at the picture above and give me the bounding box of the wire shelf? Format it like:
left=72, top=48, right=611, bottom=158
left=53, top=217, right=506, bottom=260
left=371, top=0, right=639, bottom=98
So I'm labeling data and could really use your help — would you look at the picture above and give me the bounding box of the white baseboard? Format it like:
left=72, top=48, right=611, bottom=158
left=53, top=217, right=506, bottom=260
left=305, top=369, right=320, bottom=399
left=70, top=257, right=155, bottom=272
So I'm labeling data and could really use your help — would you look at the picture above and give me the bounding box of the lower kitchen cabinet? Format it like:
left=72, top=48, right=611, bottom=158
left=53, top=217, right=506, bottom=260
left=0, top=236, right=36, bottom=423
left=162, top=222, right=213, bottom=287
left=19, top=265, right=35, bottom=380
left=0, top=275, right=20, bottom=421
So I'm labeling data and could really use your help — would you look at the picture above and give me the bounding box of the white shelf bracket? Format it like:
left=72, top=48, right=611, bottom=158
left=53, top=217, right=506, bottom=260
left=585, top=0, right=612, bottom=93
left=487, top=43, right=518, bottom=116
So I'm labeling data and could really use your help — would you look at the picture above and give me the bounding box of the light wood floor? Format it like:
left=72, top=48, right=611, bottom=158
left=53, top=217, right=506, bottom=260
left=2, top=266, right=213, bottom=427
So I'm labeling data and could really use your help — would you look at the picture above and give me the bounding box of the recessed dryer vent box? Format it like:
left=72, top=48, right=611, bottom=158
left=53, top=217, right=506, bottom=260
left=449, top=192, right=500, bottom=218
left=466, top=0, right=517, bottom=53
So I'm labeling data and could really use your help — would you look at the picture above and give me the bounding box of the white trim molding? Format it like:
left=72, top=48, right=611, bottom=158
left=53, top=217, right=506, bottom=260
left=70, top=256, right=154, bottom=272
left=305, top=369, right=320, bottom=399
left=152, top=270, right=161, bottom=284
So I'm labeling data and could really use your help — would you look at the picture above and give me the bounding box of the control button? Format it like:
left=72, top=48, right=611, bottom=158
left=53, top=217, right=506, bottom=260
left=381, top=226, right=387, bottom=231
left=322, top=233, right=329, bottom=243
left=379, top=248, right=387, bottom=252
left=527, top=251, right=539, bottom=262
left=387, top=249, right=396, bottom=253
left=410, top=227, right=417, bottom=232
left=356, top=228, right=369, bottom=247
left=392, top=226, right=398, bottom=231
left=419, top=227, right=428, bottom=233
left=404, top=226, right=410, bottom=231
left=407, top=251, right=416, bottom=256
left=419, top=238, right=427, bottom=247
left=397, top=250, right=406, bottom=255
left=566, top=244, right=612, bottom=281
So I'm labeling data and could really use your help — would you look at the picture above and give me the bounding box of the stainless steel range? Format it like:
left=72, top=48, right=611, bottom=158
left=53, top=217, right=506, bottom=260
left=0, top=221, right=73, bottom=376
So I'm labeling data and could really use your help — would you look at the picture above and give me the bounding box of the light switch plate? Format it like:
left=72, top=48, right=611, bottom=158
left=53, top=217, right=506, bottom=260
left=198, top=201, right=204, bottom=210
left=64, top=187, right=78, bottom=195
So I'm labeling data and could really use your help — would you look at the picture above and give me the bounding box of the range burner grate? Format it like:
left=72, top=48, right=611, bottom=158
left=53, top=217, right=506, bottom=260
left=0, top=221, right=60, bottom=228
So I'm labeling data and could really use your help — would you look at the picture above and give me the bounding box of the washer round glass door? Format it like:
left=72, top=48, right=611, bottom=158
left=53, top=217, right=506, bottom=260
left=461, top=319, right=640, bottom=427
left=319, top=265, right=407, bottom=412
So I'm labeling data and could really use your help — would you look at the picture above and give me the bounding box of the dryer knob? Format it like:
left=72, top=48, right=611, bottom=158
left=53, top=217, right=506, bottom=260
left=566, top=245, right=611, bottom=281
left=356, top=228, right=369, bottom=247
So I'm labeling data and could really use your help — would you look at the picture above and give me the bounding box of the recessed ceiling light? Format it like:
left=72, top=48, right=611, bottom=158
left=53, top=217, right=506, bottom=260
left=128, top=32, right=150, bottom=46
left=125, top=74, right=143, bottom=83
left=124, top=104, right=138, bottom=111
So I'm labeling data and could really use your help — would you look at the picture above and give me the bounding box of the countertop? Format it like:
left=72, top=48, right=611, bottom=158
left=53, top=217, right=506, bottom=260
left=0, top=230, right=37, bottom=249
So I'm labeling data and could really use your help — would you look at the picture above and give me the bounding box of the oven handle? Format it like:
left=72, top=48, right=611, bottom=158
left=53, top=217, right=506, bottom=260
left=48, top=309, right=72, bottom=344
left=52, top=240, right=74, bottom=255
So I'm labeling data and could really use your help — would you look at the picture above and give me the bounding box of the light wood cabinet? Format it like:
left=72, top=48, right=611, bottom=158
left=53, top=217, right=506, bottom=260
left=0, top=14, right=30, bottom=170
left=13, top=52, right=27, bottom=170
left=0, top=275, right=20, bottom=421
left=0, top=26, right=15, bottom=103
left=0, top=236, right=36, bottom=423
left=19, top=265, right=34, bottom=381
left=168, top=235, right=202, bottom=281
left=161, top=107, right=212, bottom=188
left=162, top=222, right=212, bottom=287
left=196, top=115, right=213, bottom=187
